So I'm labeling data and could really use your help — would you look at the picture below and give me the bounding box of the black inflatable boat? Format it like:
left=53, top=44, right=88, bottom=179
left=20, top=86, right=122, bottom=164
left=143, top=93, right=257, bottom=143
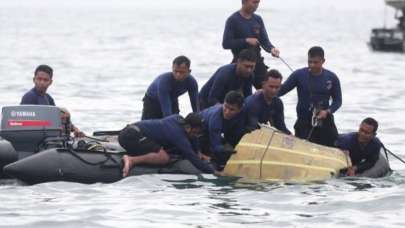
left=0, top=105, right=392, bottom=185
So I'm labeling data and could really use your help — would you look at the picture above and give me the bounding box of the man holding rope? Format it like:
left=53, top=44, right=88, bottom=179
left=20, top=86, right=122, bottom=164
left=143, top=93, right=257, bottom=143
left=222, top=0, right=280, bottom=89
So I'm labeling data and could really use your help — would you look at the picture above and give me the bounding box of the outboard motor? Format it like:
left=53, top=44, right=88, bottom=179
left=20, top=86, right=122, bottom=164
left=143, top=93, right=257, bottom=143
left=0, top=105, right=63, bottom=160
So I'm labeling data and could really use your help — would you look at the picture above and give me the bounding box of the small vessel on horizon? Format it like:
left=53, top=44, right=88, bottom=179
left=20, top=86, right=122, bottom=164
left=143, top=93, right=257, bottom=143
left=370, top=0, right=405, bottom=52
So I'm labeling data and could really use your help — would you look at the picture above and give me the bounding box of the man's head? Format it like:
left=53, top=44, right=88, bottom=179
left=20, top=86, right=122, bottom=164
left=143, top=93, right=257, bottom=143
left=222, top=91, right=244, bottom=120
left=358, top=117, right=378, bottom=145
left=183, top=113, right=204, bottom=138
left=307, top=46, right=325, bottom=75
left=261, top=69, right=282, bottom=101
left=172, top=55, right=191, bottom=81
left=236, top=48, right=257, bottom=79
left=241, top=0, right=260, bottom=14
left=33, top=65, right=53, bottom=94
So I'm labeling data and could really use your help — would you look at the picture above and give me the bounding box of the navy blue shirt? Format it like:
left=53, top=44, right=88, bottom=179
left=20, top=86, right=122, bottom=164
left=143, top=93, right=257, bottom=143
left=336, top=133, right=382, bottom=174
left=278, top=67, right=342, bottom=120
left=200, top=105, right=245, bottom=157
left=136, top=115, right=214, bottom=173
left=20, top=88, right=55, bottom=106
left=244, top=92, right=291, bottom=134
left=223, top=11, right=274, bottom=56
left=146, top=72, right=199, bottom=117
left=199, top=64, right=253, bottom=107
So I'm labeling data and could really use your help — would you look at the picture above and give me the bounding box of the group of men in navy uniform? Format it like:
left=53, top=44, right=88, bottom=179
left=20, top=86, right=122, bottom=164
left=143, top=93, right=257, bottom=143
left=20, top=0, right=385, bottom=177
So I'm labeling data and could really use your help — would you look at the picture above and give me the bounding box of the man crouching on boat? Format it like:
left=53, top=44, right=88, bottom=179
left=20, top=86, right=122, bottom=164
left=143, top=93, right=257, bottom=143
left=336, top=117, right=383, bottom=176
left=119, top=113, right=215, bottom=177
left=199, top=91, right=246, bottom=171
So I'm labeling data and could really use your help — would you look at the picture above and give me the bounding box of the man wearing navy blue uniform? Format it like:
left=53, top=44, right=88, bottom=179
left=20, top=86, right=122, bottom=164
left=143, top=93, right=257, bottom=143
left=119, top=113, right=215, bottom=177
left=336, top=118, right=383, bottom=176
left=199, top=48, right=256, bottom=109
left=199, top=91, right=245, bottom=170
left=278, top=46, right=342, bottom=147
left=21, top=65, right=55, bottom=106
left=20, top=65, right=83, bottom=137
left=244, top=69, right=291, bottom=134
left=223, top=0, right=280, bottom=89
left=142, top=56, right=199, bottom=120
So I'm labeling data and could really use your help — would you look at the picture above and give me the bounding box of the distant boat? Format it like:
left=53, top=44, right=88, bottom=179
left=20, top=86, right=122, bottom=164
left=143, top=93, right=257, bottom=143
left=386, top=0, right=405, bottom=9
left=370, top=0, right=405, bottom=52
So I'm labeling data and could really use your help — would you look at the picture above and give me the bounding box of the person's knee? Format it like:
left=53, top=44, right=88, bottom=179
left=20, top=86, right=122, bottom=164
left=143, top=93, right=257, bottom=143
left=118, top=126, right=132, bottom=147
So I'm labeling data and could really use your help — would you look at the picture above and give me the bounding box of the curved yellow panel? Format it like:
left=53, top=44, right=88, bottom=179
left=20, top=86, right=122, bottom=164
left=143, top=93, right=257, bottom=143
left=223, top=126, right=351, bottom=182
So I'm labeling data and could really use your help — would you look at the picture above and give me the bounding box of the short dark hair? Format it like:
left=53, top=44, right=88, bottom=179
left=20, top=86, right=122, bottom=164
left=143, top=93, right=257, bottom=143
left=34, top=65, right=53, bottom=78
left=262, top=69, right=283, bottom=83
left=224, top=91, right=244, bottom=109
left=173, top=56, right=191, bottom=68
left=238, top=48, right=257, bottom=63
left=308, top=46, right=325, bottom=59
left=362, top=117, right=379, bottom=133
left=184, top=113, right=204, bottom=129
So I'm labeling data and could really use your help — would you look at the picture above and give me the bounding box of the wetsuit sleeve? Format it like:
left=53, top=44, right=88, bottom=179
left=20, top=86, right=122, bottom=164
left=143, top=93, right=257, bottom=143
left=329, top=75, right=342, bottom=113
left=356, top=142, right=381, bottom=174
left=273, top=100, right=291, bottom=134
left=157, top=76, right=173, bottom=117
left=20, top=92, right=36, bottom=105
left=222, top=16, right=247, bottom=50
left=188, top=78, right=199, bottom=112
left=278, top=71, right=298, bottom=97
left=175, top=138, right=214, bottom=173
left=208, top=72, right=226, bottom=106
left=335, top=134, right=350, bottom=150
left=257, top=16, right=275, bottom=53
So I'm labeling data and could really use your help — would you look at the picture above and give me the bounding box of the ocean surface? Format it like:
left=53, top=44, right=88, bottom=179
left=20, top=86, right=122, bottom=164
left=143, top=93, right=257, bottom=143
left=1, top=0, right=405, bottom=227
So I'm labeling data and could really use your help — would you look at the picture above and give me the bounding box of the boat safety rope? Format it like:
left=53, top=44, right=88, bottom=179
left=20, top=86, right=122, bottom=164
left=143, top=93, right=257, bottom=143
left=279, top=56, right=294, bottom=72
left=260, top=129, right=276, bottom=179
left=382, top=144, right=405, bottom=164
left=83, top=135, right=109, bottom=142
left=62, top=148, right=119, bottom=166
left=258, top=40, right=295, bottom=73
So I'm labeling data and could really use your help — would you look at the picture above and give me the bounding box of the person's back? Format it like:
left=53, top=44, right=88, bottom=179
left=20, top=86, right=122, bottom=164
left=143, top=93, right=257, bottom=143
left=198, top=49, right=256, bottom=109
left=199, top=64, right=242, bottom=108
left=21, top=65, right=55, bottom=106
left=134, top=114, right=214, bottom=173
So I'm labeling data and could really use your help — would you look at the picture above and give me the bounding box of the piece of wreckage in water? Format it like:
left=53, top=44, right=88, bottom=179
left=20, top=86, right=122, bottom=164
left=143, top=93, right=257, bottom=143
left=223, top=126, right=391, bottom=182
left=370, top=0, right=405, bottom=52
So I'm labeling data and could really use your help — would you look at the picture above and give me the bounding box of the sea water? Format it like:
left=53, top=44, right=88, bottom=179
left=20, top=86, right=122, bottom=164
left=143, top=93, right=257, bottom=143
left=1, top=0, right=405, bottom=227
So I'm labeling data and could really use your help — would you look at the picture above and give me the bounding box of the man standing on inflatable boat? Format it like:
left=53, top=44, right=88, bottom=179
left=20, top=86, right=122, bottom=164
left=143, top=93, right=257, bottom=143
left=222, top=0, right=280, bottom=89
left=119, top=113, right=216, bottom=177
left=278, top=46, right=342, bottom=147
